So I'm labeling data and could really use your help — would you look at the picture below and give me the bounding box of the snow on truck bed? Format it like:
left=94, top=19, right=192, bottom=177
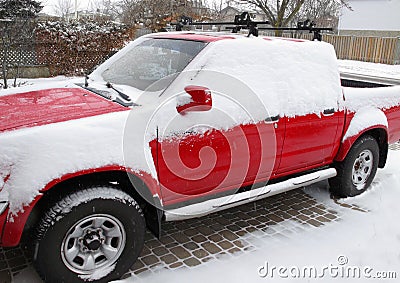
left=342, top=85, right=400, bottom=141
left=339, top=59, right=400, bottom=80
left=344, top=85, right=400, bottom=112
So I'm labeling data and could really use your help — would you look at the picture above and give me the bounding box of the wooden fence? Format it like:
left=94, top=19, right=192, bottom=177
left=259, top=31, right=400, bottom=65
left=323, top=35, right=399, bottom=65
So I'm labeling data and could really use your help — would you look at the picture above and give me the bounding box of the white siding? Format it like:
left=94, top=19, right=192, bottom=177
left=339, top=0, right=400, bottom=31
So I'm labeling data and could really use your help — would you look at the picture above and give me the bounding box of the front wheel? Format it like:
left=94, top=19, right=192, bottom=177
left=329, top=135, right=379, bottom=197
left=34, top=187, right=145, bottom=283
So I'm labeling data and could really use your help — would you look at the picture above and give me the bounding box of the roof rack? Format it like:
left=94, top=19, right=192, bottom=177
left=172, top=12, right=333, bottom=41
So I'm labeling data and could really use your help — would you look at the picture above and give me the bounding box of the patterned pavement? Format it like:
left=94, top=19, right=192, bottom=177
left=0, top=142, right=398, bottom=282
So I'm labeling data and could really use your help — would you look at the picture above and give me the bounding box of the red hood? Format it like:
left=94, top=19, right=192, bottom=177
left=0, top=87, right=128, bottom=133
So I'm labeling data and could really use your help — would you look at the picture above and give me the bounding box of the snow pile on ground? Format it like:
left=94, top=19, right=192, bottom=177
left=114, top=150, right=400, bottom=283
left=339, top=60, right=400, bottom=80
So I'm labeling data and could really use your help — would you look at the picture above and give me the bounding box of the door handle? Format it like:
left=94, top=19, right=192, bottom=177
left=323, top=108, right=335, bottom=116
left=265, top=115, right=280, bottom=123
left=184, top=125, right=210, bottom=135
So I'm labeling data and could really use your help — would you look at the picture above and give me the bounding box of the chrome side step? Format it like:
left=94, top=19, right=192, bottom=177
left=164, top=168, right=337, bottom=221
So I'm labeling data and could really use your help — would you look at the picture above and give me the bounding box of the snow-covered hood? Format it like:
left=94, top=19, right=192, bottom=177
left=0, top=87, right=128, bottom=133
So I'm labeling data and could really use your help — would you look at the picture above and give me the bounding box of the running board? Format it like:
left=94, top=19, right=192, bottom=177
left=164, top=168, right=337, bottom=221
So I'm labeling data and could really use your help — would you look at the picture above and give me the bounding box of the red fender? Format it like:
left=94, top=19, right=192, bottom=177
left=1, top=165, right=159, bottom=247
left=334, top=125, right=388, bottom=162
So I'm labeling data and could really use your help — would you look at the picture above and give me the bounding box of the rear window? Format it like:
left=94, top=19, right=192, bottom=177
left=101, top=38, right=207, bottom=91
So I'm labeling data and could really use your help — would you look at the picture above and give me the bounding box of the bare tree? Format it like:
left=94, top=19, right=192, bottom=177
left=53, top=0, right=75, bottom=20
left=241, top=0, right=305, bottom=33
left=209, top=0, right=226, bottom=20
left=116, top=0, right=203, bottom=30
left=293, top=0, right=350, bottom=28
left=240, top=0, right=349, bottom=35
left=90, top=0, right=114, bottom=17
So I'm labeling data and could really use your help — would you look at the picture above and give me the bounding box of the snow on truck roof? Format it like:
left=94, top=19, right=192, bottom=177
left=148, top=31, right=308, bottom=43
left=173, top=34, right=342, bottom=119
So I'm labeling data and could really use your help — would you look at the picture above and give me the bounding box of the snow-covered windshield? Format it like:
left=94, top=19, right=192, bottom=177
left=101, top=38, right=207, bottom=91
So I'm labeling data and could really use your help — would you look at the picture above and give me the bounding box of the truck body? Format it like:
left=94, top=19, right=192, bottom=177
left=1, top=32, right=400, bottom=282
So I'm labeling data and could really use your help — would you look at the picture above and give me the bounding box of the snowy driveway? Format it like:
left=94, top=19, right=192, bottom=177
left=1, top=143, right=399, bottom=282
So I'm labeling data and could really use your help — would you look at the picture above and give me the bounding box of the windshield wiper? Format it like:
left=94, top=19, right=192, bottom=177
left=76, top=83, right=136, bottom=107
left=76, top=84, right=112, bottom=100
left=85, top=74, right=89, bottom=87
left=106, top=82, right=131, bottom=101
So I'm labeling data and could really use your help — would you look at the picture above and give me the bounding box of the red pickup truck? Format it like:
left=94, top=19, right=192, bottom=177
left=1, top=32, right=400, bottom=282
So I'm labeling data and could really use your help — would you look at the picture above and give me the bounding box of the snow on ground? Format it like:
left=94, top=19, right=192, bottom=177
left=114, top=150, right=400, bottom=283
left=338, top=60, right=400, bottom=80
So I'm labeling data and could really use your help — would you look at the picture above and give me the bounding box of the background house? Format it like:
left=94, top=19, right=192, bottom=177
left=338, top=0, right=400, bottom=37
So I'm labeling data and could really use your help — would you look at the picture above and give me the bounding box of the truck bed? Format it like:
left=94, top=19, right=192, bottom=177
left=341, top=72, right=400, bottom=88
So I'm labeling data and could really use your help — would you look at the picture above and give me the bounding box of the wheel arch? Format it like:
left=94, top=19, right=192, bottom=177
left=335, top=127, right=388, bottom=168
left=13, top=167, right=163, bottom=247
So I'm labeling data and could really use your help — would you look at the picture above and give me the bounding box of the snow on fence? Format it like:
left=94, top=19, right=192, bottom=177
left=259, top=31, right=400, bottom=65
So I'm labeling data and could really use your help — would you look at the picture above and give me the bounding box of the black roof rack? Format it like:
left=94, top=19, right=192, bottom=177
left=172, top=12, right=333, bottom=41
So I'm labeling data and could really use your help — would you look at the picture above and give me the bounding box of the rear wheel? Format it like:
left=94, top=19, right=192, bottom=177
left=34, top=187, right=145, bottom=283
left=329, top=135, right=379, bottom=197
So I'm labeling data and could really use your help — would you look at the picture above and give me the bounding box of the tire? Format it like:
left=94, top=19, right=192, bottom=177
left=33, top=187, right=145, bottom=283
left=329, top=135, right=379, bottom=197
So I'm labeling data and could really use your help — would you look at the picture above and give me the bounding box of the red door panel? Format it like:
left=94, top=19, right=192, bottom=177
left=277, top=111, right=341, bottom=173
left=151, top=120, right=282, bottom=206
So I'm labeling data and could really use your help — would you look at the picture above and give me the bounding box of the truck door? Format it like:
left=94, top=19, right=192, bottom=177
left=151, top=87, right=280, bottom=207
left=277, top=109, right=342, bottom=174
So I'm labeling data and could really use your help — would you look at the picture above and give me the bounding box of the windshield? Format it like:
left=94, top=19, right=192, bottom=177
left=101, top=38, right=207, bottom=91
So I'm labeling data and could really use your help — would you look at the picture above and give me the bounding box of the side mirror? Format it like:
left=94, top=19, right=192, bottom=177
left=176, top=86, right=212, bottom=114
